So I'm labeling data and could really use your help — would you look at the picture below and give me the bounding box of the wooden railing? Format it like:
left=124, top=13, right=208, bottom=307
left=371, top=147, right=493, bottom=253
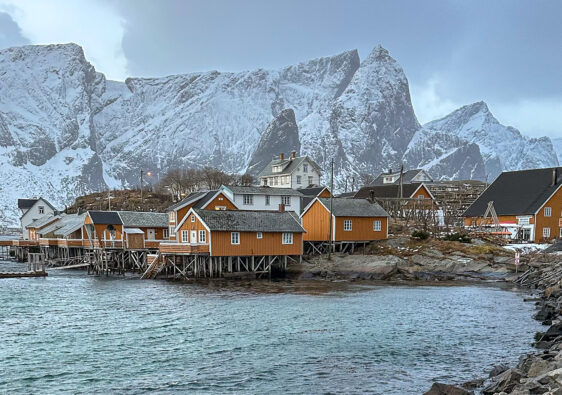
left=159, top=243, right=210, bottom=255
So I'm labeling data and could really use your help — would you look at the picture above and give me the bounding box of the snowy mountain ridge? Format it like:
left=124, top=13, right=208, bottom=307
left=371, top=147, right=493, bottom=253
left=0, top=43, right=558, bottom=226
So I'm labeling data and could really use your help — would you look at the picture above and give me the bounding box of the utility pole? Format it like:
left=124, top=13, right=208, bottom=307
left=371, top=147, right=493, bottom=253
left=399, top=164, right=404, bottom=199
left=140, top=169, right=144, bottom=208
left=328, top=158, right=334, bottom=260
left=108, top=190, right=112, bottom=211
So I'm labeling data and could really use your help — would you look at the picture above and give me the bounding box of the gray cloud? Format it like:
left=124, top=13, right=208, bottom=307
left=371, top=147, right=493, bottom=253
left=0, top=11, right=29, bottom=48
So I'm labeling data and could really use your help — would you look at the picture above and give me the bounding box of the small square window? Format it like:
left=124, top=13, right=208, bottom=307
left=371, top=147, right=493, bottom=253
left=38, top=206, right=44, bottom=214
left=231, top=232, right=240, bottom=245
left=373, top=220, right=382, bottom=231
left=344, top=220, right=352, bottom=231
left=545, top=207, right=552, bottom=217
left=257, top=232, right=263, bottom=239
left=282, top=233, right=293, bottom=244
left=243, top=194, right=253, bottom=205
left=543, top=227, right=551, bottom=238
left=281, top=196, right=291, bottom=206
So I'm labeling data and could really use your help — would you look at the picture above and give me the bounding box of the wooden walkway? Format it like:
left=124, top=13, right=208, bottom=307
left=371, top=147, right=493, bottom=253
left=0, top=271, right=47, bottom=278
left=0, top=253, right=47, bottom=279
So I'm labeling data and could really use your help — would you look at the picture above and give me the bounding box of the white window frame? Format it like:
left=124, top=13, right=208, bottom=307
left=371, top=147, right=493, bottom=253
left=181, top=230, right=189, bottom=243
left=257, top=232, right=263, bottom=239
left=545, top=207, right=552, bottom=217
left=296, top=175, right=302, bottom=185
left=191, top=215, right=195, bottom=222
left=303, top=163, right=308, bottom=173
left=282, top=232, right=293, bottom=245
left=169, top=226, right=175, bottom=237
left=243, top=194, right=254, bottom=205
left=543, top=227, right=551, bottom=238
left=169, top=212, right=175, bottom=222
left=281, top=196, right=291, bottom=206
left=199, top=230, right=206, bottom=243
left=38, top=206, right=44, bottom=214
left=231, top=232, right=240, bottom=245
left=518, top=217, right=530, bottom=225
left=344, top=220, right=352, bottom=231
left=308, top=176, right=313, bottom=185
left=373, top=220, right=382, bottom=232
left=163, top=228, right=169, bottom=239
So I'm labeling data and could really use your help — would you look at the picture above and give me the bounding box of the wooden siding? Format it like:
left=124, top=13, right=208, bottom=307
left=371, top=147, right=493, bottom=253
left=535, top=186, right=562, bottom=242
left=176, top=213, right=209, bottom=244
left=302, top=200, right=331, bottom=241
left=203, top=192, right=237, bottom=210
left=334, top=216, right=388, bottom=241
left=210, top=231, right=303, bottom=256
left=318, top=189, right=332, bottom=198
left=159, top=243, right=210, bottom=254
left=302, top=200, right=388, bottom=242
left=411, top=185, right=432, bottom=200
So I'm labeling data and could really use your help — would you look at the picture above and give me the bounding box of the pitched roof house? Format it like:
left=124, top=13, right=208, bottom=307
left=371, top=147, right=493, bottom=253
left=354, top=183, right=435, bottom=201
left=161, top=208, right=305, bottom=257
left=371, top=169, right=433, bottom=186
left=464, top=167, right=562, bottom=242
left=18, top=197, right=57, bottom=239
left=166, top=189, right=238, bottom=242
left=220, top=185, right=303, bottom=213
left=257, top=151, right=322, bottom=189
left=300, top=197, right=389, bottom=242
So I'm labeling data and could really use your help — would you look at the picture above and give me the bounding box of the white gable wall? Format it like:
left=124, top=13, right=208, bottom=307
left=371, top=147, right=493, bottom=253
left=20, top=199, right=56, bottom=239
left=230, top=193, right=301, bottom=213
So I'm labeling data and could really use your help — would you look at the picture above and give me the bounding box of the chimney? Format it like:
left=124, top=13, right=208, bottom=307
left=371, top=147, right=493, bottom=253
left=388, top=168, right=392, bottom=174
left=369, top=190, right=375, bottom=203
left=290, top=151, right=296, bottom=160
left=278, top=204, right=285, bottom=212
left=279, top=153, right=284, bottom=160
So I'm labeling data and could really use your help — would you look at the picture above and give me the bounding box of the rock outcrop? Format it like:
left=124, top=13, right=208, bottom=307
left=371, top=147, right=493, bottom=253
left=246, top=109, right=301, bottom=176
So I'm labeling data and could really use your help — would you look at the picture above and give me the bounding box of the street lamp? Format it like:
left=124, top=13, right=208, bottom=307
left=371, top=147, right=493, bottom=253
left=140, top=170, right=153, bottom=208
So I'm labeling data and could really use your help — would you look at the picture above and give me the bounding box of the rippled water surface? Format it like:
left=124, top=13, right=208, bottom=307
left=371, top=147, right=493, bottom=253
left=0, top=260, right=542, bottom=394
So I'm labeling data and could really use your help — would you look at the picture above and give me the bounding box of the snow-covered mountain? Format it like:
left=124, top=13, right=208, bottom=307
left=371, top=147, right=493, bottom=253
left=552, top=138, right=562, bottom=165
left=420, top=102, right=558, bottom=181
left=0, top=43, right=558, bottom=225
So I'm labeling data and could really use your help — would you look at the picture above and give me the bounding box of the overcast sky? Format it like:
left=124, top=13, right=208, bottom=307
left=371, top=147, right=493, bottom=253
left=0, top=0, right=560, bottom=138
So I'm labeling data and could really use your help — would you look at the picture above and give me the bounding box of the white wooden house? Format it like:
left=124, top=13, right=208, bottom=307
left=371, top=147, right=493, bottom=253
left=257, top=151, right=322, bottom=189
left=18, top=198, right=57, bottom=239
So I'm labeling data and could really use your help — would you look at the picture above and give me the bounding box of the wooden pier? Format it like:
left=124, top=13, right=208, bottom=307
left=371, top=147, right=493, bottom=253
left=0, top=253, right=47, bottom=278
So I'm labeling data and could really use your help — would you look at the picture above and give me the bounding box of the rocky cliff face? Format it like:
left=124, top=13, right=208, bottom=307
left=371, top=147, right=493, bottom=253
left=422, top=102, right=558, bottom=180
left=246, top=109, right=301, bottom=176
left=0, top=43, right=558, bottom=225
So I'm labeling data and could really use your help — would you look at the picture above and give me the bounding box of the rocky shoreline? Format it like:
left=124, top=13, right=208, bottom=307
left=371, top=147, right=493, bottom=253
left=423, top=252, right=562, bottom=394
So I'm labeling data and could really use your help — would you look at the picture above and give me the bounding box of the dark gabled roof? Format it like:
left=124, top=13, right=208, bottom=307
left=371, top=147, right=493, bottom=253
left=223, top=185, right=304, bottom=196
left=301, top=196, right=315, bottom=214
left=18, top=199, right=38, bottom=209
left=464, top=167, right=562, bottom=217
left=87, top=211, right=123, bottom=225
left=257, top=155, right=322, bottom=178
left=192, top=190, right=220, bottom=209
left=371, top=169, right=432, bottom=186
left=117, top=211, right=168, bottom=228
left=315, top=198, right=389, bottom=217
left=297, top=186, right=327, bottom=196
left=354, top=183, right=425, bottom=199
left=337, top=192, right=357, bottom=198
left=167, top=191, right=210, bottom=211
left=193, top=208, right=305, bottom=233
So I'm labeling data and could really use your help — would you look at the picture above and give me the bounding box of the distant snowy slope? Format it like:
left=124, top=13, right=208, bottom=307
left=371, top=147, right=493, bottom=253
left=422, top=102, right=558, bottom=180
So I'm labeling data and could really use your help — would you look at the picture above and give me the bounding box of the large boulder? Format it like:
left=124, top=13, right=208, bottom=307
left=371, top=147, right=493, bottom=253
left=423, top=382, right=470, bottom=395
left=482, top=368, right=523, bottom=394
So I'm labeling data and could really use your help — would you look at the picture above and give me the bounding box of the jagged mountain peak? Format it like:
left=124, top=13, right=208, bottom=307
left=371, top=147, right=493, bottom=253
left=246, top=109, right=301, bottom=176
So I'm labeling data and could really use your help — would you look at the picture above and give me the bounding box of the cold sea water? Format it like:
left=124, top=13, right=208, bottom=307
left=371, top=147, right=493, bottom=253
left=0, top=260, right=542, bottom=394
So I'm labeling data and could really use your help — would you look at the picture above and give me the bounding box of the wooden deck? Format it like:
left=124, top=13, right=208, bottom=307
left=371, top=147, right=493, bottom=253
left=159, top=243, right=210, bottom=255
left=12, top=240, right=39, bottom=247
left=0, top=271, right=47, bottom=278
